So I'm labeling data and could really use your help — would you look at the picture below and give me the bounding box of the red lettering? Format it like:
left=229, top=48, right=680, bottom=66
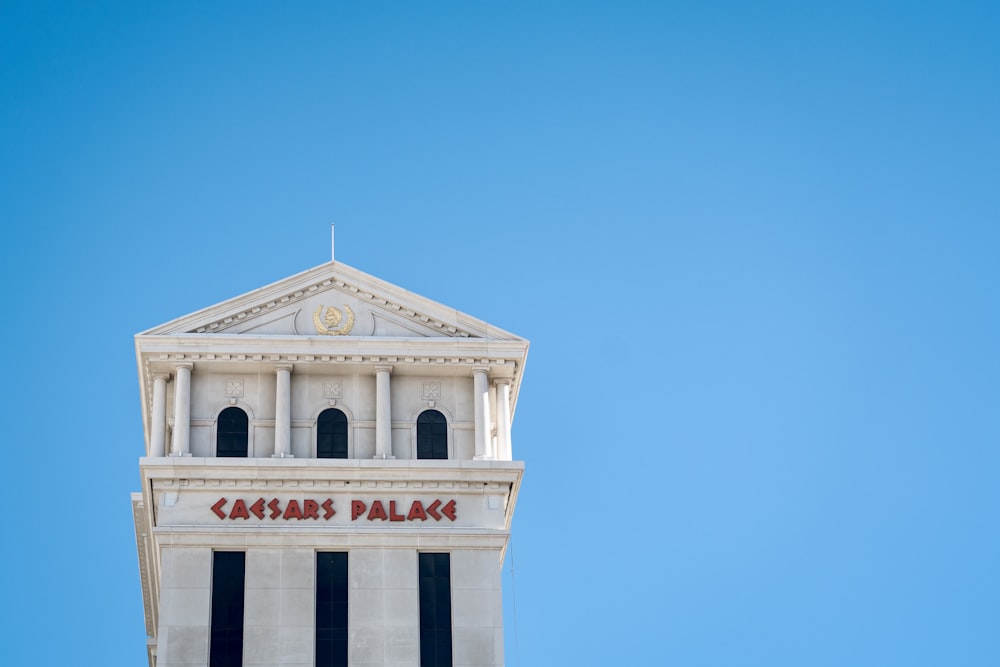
left=229, top=499, right=250, bottom=520
left=367, top=500, right=388, bottom=521
left=407, top=500, right=428, bottom=521
left=268, top=498, right=282, bottom=519
left=303, top=499, right=320, bottom=520
left=211, top=498, right=227, bottom=519
left=283, top=499, right=303, bottom=520
left=249, top=498, right=266, bottom=519
left=212, top=496, right=454, bottom=523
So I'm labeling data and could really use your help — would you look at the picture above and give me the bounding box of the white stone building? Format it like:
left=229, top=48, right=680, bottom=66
left=131, top=251, right=529, bottom=667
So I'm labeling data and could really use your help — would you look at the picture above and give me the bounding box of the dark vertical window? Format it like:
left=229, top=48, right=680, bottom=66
left=419, top=552, right=452, bottom=667
left=317, top=408, right=349, bottom=459
left=416, top=410, right=448, bottom=460
left=316, top=552, right=349, bottom=667
left=210, top=551, right=245, bottom=667
left=217, top=407, right=249, bottom=457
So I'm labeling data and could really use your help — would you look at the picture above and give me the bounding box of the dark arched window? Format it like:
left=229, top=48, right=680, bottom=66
left=416, top=409, right=448, bottom=460
left=317, top=408, right=349, bottom=459
left=217, top=407, right=249, bottom=457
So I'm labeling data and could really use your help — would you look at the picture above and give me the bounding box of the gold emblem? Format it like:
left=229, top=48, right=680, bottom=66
left=313, top=305, right=355, bottom=335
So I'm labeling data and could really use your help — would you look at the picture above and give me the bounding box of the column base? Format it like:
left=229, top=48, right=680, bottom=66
left=169, top=452, right=192, bottom=457
left=271, top=453, right=295, bottom=458
left=474, top=455, right=496, bottom=461
left=373, top=453, right=396, bottom=460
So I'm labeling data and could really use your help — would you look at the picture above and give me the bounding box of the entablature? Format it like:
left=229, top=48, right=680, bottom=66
left=139, top=459, right=523, bottom=537
left=137, top=335, right=524, bottom=378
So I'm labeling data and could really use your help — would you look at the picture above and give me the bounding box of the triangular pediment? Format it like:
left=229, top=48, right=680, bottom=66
left=140, top=260, right=523, bottom=342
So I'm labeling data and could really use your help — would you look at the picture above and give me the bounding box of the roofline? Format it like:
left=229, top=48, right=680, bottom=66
left=139, top=260, right=526, bottom=342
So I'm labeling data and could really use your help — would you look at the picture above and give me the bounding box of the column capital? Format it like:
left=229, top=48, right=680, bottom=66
left=491, top=377, right=510, bottom=387
left=472, top=366, right=490, bottom=376
left=152, top=373, right=170, bottom=382
left=274, top=363, right=294, bottom=373
left=374, top=364, right=394, bottom=375
left=174, top=362, right=193, bottom=371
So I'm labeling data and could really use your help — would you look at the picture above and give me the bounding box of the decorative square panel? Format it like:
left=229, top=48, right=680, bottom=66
left=225, top=379, right=244, bottom=397
left=324, top=380, right=342, bottom=398
left=422, top=382, right=442, bottom=400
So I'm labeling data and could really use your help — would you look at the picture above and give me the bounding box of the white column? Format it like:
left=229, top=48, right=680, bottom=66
left=494, top=379, right=512, bottom=461
left=473, top=367, right=491, bottom=460
left=170, top=363, right=193, bottom=456
left=374, top=365, right=394, bottom=459
left=273, top=364, right=293, bottom=458
left=150, top=373, right=169, bottom=457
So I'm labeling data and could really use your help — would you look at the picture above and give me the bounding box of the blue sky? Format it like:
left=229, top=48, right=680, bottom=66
left=2, top=2, right=998, bottom=665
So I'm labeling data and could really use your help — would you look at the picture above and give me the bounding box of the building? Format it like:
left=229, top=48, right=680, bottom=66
left=131, top=245, right=529, bottom=667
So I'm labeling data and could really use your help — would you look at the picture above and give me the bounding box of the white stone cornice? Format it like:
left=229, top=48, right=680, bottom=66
left=137, top=338, right=524, bottom=379
left=139, top=457, right=523, bottom=482
left=137, top=334, right=526, bottom=360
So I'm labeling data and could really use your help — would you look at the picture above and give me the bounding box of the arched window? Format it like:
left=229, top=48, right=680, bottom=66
left=217, top=407, right=249, bottom=457
left=317, top=408, right=349, bottom=459
left=416, top=409, right=448, bottom=460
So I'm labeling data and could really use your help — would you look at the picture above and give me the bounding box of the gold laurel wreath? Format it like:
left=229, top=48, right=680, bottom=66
left=313, top=305, right=355, bottom=335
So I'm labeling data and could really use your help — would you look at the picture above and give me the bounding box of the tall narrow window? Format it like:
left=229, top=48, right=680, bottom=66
left=416, top=410, right=448, bottom=460
left=210, top=551, right=245, bottom=667
left=316, top=552, right=349, bottom=667
left=317, top=408, right=349, bottom=459
left=217, top=407, right=249, bottom=457
left=419, top=552, right=452, bottom=667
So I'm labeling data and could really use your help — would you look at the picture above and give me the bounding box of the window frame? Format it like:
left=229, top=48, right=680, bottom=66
left=415, top=409, right=450, bottom=460
left=315, top=407, right=351, bottom=459
left=418, top=552, right=453, bottom=667
left=214, top=405, right=252, bottom=458
left=209, top=550, right=246, bottom=667
left=315, top=551, right=349, bottom=667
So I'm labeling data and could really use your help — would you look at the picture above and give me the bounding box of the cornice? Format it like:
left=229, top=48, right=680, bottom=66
left=136, top=334, right=527, bottom=358
left=139, top=457, right=524, bottom=484
left=140, top=350, right=520, bottom=370
left=149, top=478, right=514, bottom=491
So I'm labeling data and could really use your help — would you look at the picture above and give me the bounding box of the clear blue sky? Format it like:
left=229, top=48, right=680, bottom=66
left=2, top=2, right=998, bottom=665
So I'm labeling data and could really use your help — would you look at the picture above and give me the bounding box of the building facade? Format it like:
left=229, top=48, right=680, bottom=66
left=131, top=254, right=529, bottom=667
